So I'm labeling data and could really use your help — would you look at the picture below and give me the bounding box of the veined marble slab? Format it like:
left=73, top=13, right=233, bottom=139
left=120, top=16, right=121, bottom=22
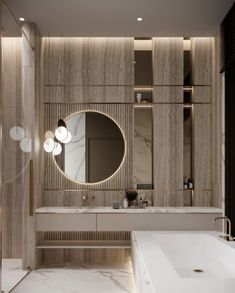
left=35, top=206, right=223, bottom=214
left=2, top=259, right=28, bottom=292
left=12, top=262, right=136, bottom=293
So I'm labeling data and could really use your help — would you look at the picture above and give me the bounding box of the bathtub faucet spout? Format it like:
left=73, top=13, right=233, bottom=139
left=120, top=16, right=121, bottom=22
left=213, top=216, right=233, bottom=241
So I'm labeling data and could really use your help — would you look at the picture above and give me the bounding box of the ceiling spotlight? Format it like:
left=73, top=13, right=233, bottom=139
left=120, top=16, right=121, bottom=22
left=19, top=17, right=25, bottom=22
left=137, top=17, right=143, bottom=22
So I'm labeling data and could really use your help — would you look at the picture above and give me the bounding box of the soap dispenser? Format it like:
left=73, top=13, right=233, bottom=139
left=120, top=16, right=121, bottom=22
left=138, top=197, right=143, bottom=208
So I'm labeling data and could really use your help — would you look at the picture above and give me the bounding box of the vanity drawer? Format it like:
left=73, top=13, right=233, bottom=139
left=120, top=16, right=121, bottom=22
left=97, top=213, right=221, bottom=231
left=36, top=214, right=96, bottom=231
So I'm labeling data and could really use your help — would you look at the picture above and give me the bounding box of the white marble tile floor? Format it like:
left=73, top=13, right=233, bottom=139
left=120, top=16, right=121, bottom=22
left=2, top=259, right=28, bottom=293
left=12, top=261, right=137, bottom=293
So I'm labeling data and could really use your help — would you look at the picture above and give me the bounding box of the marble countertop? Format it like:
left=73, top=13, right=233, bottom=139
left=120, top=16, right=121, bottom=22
left=35, top=206, right=223, bottom=214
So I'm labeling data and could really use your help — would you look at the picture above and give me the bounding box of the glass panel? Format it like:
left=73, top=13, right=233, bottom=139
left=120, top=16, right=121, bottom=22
left=0, top=2, right=32, bottom=291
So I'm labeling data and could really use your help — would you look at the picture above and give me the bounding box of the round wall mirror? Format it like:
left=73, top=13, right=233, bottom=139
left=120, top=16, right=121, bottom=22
left=54, top=111, right=125, bottom=184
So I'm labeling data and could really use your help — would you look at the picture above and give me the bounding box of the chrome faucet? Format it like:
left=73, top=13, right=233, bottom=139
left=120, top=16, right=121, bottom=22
left=213, top=216, right=233, bottom=241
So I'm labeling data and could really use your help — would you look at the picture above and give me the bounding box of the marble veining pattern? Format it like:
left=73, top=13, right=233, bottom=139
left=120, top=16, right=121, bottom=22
left=12, top=262, right=136, bottom=293
left=133, top=108, right=152, bottom=186
left=2, top=259, right=28, bottom=293
left=35, top=206, right=223, bottom=214
left=65, top=113, right=86, bottom=182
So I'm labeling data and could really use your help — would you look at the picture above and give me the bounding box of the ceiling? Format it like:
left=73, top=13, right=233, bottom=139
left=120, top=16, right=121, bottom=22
left=4, top=0, right=235, bottom=37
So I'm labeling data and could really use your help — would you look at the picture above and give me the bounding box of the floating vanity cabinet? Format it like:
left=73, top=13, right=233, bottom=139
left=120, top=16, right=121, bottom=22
left=36, top=213, right=96, bottom=231
left=96, top=212, right=221, bottom=231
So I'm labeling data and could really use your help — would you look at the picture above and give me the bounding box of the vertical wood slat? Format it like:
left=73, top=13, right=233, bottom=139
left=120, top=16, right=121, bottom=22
left=193, top=104, right=212, bottom=190
left=193, top=104, right=212, bottom=206
left=2, top=38, right=23, bottom=259
left=191, top=38, right=212, bottom=85
left=43, top=37, right=134, bottom=86
left=212, top=35, right=223, bottom=208
left=22, top=23, right=43, bottom=270
left=153, top=104, right=183, bottom=206
left=153, top=38, right=183, bottom=86
left=44, top=103, right=133, bottom=190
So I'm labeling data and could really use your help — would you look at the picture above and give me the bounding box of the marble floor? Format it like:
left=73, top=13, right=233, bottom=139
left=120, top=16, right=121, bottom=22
left=12, top=261, right=137, bottom=293
left=2, top=259, right=28, bottom=293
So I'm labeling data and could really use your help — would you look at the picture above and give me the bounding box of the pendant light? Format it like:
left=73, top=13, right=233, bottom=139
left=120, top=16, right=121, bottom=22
left=53, top=142, right=62, bottom=156
left=55, top=119, right=68, bottom=142
left=60, top=131, right=72, bottom=144
left=43, top=130, right=55, bottom=153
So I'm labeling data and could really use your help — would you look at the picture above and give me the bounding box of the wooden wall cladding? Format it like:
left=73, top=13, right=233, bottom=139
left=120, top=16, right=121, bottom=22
left=193, top=104, right=212, bottom=206
left=2, top=38, right=23, bottom=258
left=153, top=104, right=183, bottom=206
left=153, top=38, right=183, bottom=85
left=43, top=190, right=126, bottom=206
left=44, top=103, right=133, bottom=190
left=193, top=86, right=212, bottom=103
left=153, top=86, right=183, bottom=103
left=43, top=37, right=134, bottom=86
left=191, top=38, right=212, bottom=85
left=44, top=85, right=133, bottom=104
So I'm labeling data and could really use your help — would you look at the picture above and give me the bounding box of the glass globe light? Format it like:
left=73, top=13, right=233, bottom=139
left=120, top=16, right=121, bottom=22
left=61, top=131, right=72, bottom=144
left=9, top=126, right=25, bottom=141
left=53, top=142, right=62, bottom=156
left=55, top=126, right=68, bottom=142
left=20, top=137, right=32, bottom=153
left=44, top=138, right=55, bottom=153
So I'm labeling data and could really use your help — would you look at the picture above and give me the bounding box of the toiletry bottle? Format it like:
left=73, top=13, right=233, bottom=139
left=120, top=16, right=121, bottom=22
left=184, top=177, right=188, bottom=190
left=123, top=198, right=128, bottom=209
left=136, top=93, right=142, bottom=103
left=188, top=178, right=194, bottom=189
left=138, top=197, right=143, bottom=208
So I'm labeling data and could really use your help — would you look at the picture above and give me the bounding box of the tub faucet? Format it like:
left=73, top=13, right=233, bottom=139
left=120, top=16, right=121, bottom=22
left=213, top=216, right=233, bottom=241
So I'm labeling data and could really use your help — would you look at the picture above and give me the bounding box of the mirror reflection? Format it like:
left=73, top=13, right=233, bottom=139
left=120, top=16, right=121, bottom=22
left=55, top=111, right=125, bottom=183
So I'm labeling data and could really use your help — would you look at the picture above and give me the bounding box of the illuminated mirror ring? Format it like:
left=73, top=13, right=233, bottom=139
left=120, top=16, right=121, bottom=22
left=53, top=110, right=126, bottom=185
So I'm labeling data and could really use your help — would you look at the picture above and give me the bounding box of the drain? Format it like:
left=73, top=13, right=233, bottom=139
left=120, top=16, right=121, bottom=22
left=193, top=269, right=204, bottom=273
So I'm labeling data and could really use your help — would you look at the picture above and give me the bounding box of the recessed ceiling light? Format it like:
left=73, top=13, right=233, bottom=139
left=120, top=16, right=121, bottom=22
left=19, top=17, right=25, bottom=22
left=137, top=17, right=143, bottom=22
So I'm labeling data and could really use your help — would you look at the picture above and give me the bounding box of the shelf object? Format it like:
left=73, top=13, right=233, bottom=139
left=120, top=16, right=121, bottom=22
left=36, top=240, right=131, bottom=249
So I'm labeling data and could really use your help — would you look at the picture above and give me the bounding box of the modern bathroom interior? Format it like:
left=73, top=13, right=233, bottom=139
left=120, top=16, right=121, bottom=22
left=0, top=0, right=235, bottom=292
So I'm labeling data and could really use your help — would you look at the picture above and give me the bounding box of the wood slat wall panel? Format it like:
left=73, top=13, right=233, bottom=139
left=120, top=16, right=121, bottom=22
left=194, top=191, right=212, bottom=207
left=212, top=35, right=223, bottom=208
left=192, top=38, right=212, bottom=85
left=43, top=37, right=134, bottom=86
left=43, top=190, right=126, bottom=206
left=153, top=86, right=183, bottom=103
left=44, top=104, right=133, bottom=190
left=39, top=248, right=130, bottom=266
left=153, top=38, right=183, bottom=85
left=153, top=104, right=183, bottom=206
left=193, top=104, right=212, bottom=192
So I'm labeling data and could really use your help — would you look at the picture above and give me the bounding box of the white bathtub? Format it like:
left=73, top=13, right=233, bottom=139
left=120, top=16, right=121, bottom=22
left=132, top=231, right=235, bottom=293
